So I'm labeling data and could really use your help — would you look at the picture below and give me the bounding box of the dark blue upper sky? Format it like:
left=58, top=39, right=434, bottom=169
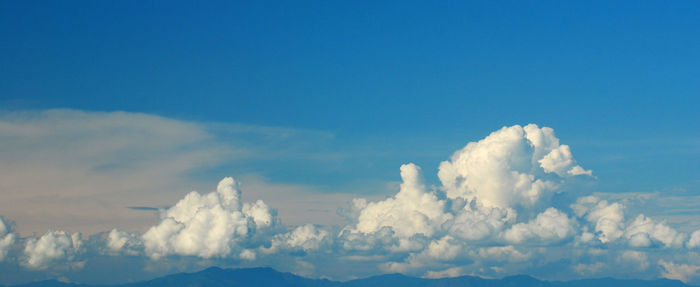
left=1, top=0, right=698, bottom=193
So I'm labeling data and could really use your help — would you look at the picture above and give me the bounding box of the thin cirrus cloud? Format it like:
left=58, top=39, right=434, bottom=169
left=0, top=111, right=699, bottom=285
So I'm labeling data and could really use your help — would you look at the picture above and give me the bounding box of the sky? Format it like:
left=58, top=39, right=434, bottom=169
left=0, top=0, right=699, bottom=285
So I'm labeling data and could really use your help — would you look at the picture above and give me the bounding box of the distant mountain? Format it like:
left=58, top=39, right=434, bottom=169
left=6, top=267, right=695, bottom=287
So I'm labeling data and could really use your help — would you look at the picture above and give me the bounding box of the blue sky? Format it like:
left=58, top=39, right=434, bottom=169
left=2, top=1, right=698, bottom=192
left=0, top=1, right=699, bottom=285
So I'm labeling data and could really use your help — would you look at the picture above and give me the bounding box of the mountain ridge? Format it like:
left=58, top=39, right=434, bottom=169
left=5, top=267, right=695, bottom=287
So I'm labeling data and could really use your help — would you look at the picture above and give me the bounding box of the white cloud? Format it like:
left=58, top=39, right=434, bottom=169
left=659, top=260, right=700, bottom=283
left=106, top=229, right=141, bottom=256
left=266, top=224, right=330, bottom=253
left=573, top=262, right=606, bottom=275
left=437, top=124, right=589, bottom=210
left=142, top=177, right=278, bottom=259
left=336, top=124, right=598, bottom=277
left=687, top=230, right=700, bottom=248
left=624, top=214, right=685, bottom=248
left=379, top=236, right=463, bottom=274
left=352, top=163, right=452, bottom=238
left=0, top=217, right=15, bottom=262
left=620, top=250, right=649, bottom=270
left=423, top=236, right=462, bottom=261
left=503, top=208, right=575, bottom=244
left=4, top=122, right=700, bottom=284
left=23, top=231, right=82, bottom=270
left=568, top=165, right=593, bottom=176
left=0, top=109, right=346, bottom=236
left=473, top=245, right=531, bottom=262
left=423, top=267, right=464, bottom=278
left=448, top=203, right=515, bottom=241
left=571, top=196, right=625, bottom=243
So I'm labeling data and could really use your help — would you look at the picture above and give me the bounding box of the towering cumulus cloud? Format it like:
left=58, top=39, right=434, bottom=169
left=336, top=124, right=592, bottom=274
left=142, top=177, right=278, bottom=259
left=353, top=163, right=452, bottom=239
left=1, top=124, right=699, bottom=284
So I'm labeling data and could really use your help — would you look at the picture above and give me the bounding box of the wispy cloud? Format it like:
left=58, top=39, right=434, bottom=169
left=0, top=109, right=349, bottom=235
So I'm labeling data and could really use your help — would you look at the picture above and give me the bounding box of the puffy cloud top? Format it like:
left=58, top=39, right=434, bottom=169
left=687, top=230, right=700, bottom=249
left=353, top=163, right=452, bottom=238
left=106, top=229, right=141, bottom=256
left=571, top=196, right=625, bottom=243
left=267, top=224, right=330, bottom=253
left=3, top=123, right=700, bottom=285
left=624, top=215, right=685, bottom=248
left=438, top=124, right=590, bottom=209
left=23, top=231, right=82, bottom=269
left=142, top=177, right=277, bottom=259
left=503, top=207, right=575, bottom=244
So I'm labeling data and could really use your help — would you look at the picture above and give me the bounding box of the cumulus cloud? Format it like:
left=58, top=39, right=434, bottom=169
left=539, top=145, right=592, bottom=177
left=23, top=231, right=82, bottom=270
left=0, top=217, right=16, bottom=262
left=3, top=123, right=699, bottom=285
left=106, top=229, right=141, bottom=256
left=0, top=109, right=343, bottom=236
left=659, top=260, right=700, bottom=283
left=142, top=177, right=278, bottom=259
left=619, top=250, right=649, bottom=270
left=571, top=196, right=625, bottom=243
left=448, top=203, right=515, bottom=242
left=352, top=163, right=452, bottom=238
left=437, top=124, right=590, bottom=209
left=687, top=230, right=700, bottom=248
left=474, top=246, right=532, bottom=265
left=624, top=215, right=685, bottom=248
left=267, top=224, right=330, bottom=253
left=503, top=208, right=575, bottom=244
left=380, top=236, right=464, bottom=274
left=333, top=124, right=699, bottom=280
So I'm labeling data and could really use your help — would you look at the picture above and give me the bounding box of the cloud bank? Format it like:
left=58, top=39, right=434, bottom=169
left=1, top=123, right=699, bottom=285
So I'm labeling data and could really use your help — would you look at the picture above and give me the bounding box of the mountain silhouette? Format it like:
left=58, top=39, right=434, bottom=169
left=6, top=267, right=694, bottom=287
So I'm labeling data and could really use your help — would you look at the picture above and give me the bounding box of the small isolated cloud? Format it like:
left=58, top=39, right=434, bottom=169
left=23, top=231, right=82, bottom=270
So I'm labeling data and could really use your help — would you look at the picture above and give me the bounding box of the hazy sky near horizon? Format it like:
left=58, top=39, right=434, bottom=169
left=0, top=1, right=699, bottom=285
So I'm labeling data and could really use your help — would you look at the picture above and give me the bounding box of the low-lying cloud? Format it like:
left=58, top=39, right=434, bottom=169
left=1, top=120, right=699, bottom=285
